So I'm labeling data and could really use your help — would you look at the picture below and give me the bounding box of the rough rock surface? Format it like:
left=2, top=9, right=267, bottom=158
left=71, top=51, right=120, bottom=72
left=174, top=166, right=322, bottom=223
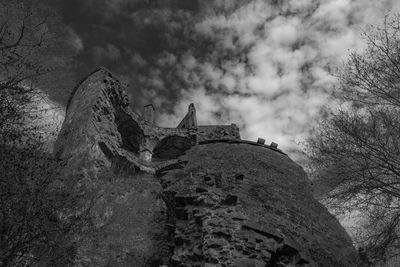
left=54, top=68, right=358, bottom=266
left=160, top=143, right=356, bottom=267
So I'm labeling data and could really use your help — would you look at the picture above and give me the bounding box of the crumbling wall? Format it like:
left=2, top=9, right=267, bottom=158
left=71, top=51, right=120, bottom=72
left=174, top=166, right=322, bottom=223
left=177, top=103, right=197, bottom=129
left=158, top=143, right=357, bottom=267
left=55, top=68, right=358, bottom=266
left=196, top=125, right=241, bottom=142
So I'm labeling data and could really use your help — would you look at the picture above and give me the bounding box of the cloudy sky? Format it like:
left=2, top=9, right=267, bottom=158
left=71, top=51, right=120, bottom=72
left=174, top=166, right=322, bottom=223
left=48, top=0, right=400, bottom=160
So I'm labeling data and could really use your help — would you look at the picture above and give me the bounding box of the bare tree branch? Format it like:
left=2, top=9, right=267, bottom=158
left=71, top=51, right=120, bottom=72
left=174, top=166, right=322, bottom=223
left=305, top=14, right=400, bottom=264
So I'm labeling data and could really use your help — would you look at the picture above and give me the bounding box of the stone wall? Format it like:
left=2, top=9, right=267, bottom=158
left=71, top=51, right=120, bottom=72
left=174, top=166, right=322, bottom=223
left=196, top=125, right=241, bottom=142
left=54, top=68, right=358, bottom=266
left=158, top=143, right=357, bottom=267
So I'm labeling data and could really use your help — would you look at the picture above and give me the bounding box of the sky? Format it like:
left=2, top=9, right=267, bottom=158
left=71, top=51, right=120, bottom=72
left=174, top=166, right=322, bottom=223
left=47, top=0, right=400, bottom=160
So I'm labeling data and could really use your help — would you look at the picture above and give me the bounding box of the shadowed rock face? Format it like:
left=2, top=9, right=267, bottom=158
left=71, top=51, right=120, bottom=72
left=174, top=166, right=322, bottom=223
left=55, top=68, right=358, bottom=266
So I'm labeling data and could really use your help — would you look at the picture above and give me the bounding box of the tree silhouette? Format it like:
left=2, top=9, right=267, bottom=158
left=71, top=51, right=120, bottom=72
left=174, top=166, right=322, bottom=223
left=305, top=15, right=400, bottom=264
left=0, top=1, right=87, bottom=265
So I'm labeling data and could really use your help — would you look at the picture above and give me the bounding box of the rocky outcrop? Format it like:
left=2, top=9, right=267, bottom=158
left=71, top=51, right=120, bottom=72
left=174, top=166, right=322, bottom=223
left=54, top=68, right=358, bottom=266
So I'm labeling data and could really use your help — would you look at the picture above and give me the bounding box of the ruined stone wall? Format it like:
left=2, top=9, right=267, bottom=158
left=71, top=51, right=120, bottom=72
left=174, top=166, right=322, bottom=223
left=177, top=103, right=197, bottom=129
left=196, top=125, right=241, bottom=142
left=159, top=143, right=356, bottom=267
left=54, top=68, right=358, bottom=266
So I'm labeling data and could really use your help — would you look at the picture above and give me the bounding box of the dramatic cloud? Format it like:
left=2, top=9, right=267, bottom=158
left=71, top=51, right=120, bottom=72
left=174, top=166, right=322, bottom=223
left=66, top=26, right=84, bottom=52
left=50, top=0, right=400, bottom=160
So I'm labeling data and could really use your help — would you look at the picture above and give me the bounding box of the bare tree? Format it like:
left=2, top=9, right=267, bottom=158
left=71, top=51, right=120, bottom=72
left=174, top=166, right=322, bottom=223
left=0, top=1, right=88, bottom=266
left=0, top=0, right=75, bottom=140
left=1, top=0, right=47, bottom=126
left=305, top=15, right=400, bottom=264
left=0, top=145, right=89, bottom=266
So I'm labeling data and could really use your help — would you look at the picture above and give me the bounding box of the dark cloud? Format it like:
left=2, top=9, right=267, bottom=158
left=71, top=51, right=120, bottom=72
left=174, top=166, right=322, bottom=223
left=49, top=0, right=202, bottom=107
left=93, top=43, right=121, bottom=62
left=46, top=0, right=400, bottom=160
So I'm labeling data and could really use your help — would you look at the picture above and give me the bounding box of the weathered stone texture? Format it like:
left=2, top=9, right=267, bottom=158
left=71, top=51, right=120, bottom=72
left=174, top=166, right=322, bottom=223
left=55, top=67, right=240, bottom=172
left=54, top=68, right=358, bottom=266
left=159, top=143, right=356, bottom=267
left=74, top=173, right=168, bottom=266
left=197, top=125, right=241, bottom=142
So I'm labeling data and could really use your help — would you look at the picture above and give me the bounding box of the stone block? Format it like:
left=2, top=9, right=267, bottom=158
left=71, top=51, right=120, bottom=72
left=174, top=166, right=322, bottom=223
left=257, top=138, right=265, bottom=145
left=143, top=104, right=155, bottom=124
left=270, top=142, right=278, bottom=149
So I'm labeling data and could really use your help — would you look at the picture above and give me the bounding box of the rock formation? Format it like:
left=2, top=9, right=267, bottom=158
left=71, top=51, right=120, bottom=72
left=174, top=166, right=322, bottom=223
left=54, top=67, right=358, bottom=266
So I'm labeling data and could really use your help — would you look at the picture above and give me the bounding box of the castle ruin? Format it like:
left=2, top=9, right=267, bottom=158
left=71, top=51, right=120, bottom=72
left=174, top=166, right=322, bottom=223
left=54, top=68, right=358, bottom=266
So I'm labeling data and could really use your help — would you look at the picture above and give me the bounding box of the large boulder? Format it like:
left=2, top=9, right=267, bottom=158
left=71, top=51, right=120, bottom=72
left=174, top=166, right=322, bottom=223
left=54, top=68, right=358, bottom=266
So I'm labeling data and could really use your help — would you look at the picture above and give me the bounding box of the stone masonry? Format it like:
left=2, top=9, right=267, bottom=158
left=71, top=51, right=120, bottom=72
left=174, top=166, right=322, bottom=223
left=54, top=67, right=358, bottom=266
